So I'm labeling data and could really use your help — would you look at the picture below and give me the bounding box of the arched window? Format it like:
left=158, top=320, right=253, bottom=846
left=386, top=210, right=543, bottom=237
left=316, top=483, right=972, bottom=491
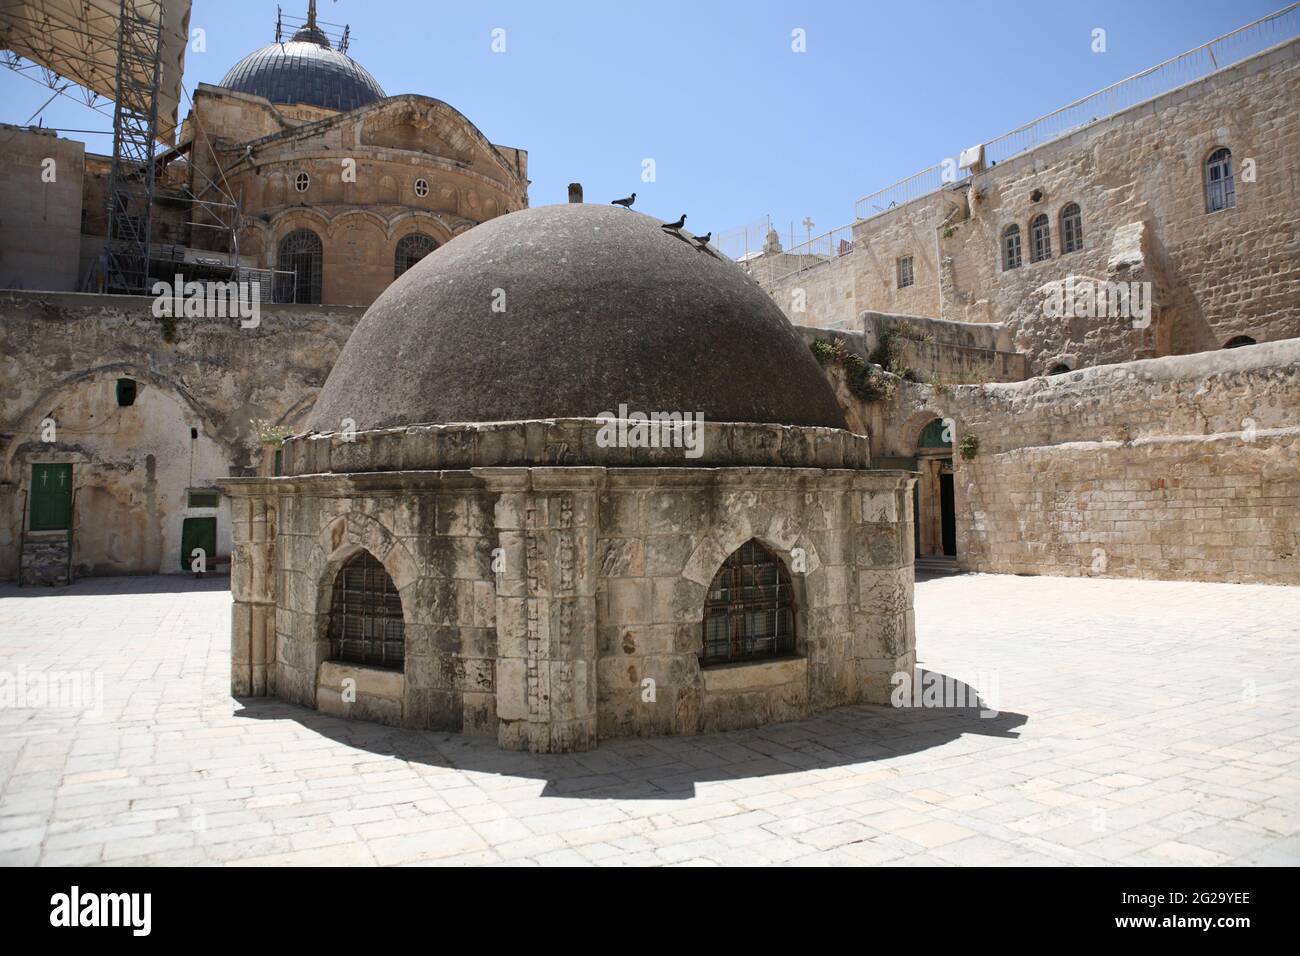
left=1205, top=148, right=1235, bottom=213
left=1047, top=363, right=1072, bottom=375
left=328, top=551, right=405, bottom=669
left=394, top=233, right=438, bottom=279
left=1223, top=335, right=1256, bottom=348
left=1060, top=203, right=1083, bottom=253
left=701, top=539, right=795, bottom=666
left=1002, top=224, right=1022, bottom=270
left=1030, top=213, right=1051, bottom=262
left=275, top=229, right=323, bottom=304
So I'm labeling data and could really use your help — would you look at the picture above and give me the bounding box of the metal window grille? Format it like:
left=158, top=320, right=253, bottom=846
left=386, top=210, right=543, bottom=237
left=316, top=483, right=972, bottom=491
left=1206, top=148, right=1235, bottom=212
left=1003, top=225, right=1022, bottom=270
left=897, top=255, right=914, bottom=289
left=1030, top=214, right=1052, bottom=262
left=275, top=229, right=323, bottom=303
left=701, top=539, right=795, bottom=666
left=328, top=551, right=405, bottom=669
left=395, top=233, right=438, bottom=278
left=1060, top=203, right=1084, bottom=253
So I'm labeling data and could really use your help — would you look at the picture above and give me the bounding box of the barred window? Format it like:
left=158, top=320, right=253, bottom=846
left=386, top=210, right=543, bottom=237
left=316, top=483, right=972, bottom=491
left=394, top=233, right=438, bottom=278
left=328, top=551, right=405, bottom=670
left=1205, top=147, right=1235, bottom=213
left=1030, top=213, right=1051, bottom=262
left=1060, top=203, right=1083, bottom=253
left=275, top=228, right=323, bottom=304
left=897, top=255, right=914, bottom=289
left=701, top=539, right=795, bottom=666
left=1002, top=224, right=1022, bottom=270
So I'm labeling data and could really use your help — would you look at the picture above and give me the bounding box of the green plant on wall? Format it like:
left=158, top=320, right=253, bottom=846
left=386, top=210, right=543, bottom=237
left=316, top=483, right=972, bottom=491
left=810, top=338, right=838, bottom=365
left=251, top=418, right=293, bottom=448
left=958, top=433, right=980, bottom=460
left=868, top=321, right=931, bottom=380
left=808, top=338, right=897, bottom=403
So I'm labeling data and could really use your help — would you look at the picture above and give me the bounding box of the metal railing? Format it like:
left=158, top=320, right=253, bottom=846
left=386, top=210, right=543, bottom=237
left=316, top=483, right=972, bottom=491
left=852, top=3, right=1298, bottom=221
left=764, top=223, right=857, bottom=283
left=716, top=215, right=773, bottom=263
left=854, top=164, right=954, bottom=221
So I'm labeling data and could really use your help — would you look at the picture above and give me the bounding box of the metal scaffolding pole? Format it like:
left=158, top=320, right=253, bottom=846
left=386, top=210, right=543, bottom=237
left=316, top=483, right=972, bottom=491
left=103, top=0, right=163, bottom=295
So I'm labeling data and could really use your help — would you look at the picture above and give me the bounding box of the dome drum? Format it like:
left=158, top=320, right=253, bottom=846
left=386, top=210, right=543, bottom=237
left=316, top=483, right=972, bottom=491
left=280, top=418, right=871, bottom=475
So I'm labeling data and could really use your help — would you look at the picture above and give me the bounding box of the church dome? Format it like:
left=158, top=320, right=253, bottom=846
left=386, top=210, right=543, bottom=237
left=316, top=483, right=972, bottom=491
left=218, top=23, right=385, bottom=113
left=306, top=203, right=850, bottom=432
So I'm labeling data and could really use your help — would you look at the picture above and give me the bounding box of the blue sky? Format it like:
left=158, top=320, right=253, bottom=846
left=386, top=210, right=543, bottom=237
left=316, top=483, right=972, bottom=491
left=1, top=0, right=1285, bottom=245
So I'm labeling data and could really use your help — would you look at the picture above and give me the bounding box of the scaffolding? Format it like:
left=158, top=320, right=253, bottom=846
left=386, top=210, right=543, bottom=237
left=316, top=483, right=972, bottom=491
left=104, top=0, right=164, bottom=293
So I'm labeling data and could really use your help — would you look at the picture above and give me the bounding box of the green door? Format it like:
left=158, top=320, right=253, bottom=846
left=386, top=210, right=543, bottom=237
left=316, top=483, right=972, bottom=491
left=30, top=463, right=72, bottom=531
left=181, top=516, right=217, bottom=572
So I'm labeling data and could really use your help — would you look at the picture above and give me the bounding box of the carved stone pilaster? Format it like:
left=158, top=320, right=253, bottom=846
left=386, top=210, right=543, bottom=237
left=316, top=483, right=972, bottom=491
left=479, top=467, right=603, bottom=753
left=224, top=484, right=278, bottom=698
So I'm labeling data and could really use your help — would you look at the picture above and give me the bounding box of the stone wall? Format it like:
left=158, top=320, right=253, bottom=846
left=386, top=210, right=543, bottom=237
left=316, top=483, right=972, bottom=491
left=0, top=291, right=360, bottom=580
left=860, top=340, right=1300, bottom=585
left=0, top=125, right=85, bottom=292
left=744, top=38, right=1300, bottom=373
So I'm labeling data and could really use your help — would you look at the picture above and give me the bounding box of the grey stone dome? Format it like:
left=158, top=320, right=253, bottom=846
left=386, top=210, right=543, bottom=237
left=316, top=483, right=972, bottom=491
left=307, top=203, right=849, bottom=433
left=218, top=27, right=385, bottom=113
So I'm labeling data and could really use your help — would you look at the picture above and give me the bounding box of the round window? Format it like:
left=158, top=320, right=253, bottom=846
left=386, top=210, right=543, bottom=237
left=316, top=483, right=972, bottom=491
left=414, top=178, right=429, bottom=198
left=294, top=172, right=310, bottom=193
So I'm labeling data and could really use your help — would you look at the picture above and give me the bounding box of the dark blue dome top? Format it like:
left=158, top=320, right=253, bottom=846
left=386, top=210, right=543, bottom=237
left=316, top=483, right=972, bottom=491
left=218, top=25, right=385, bottom=113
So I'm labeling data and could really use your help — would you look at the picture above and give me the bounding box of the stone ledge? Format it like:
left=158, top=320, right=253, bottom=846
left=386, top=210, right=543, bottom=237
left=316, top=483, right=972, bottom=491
left=316, top=660, right=406, bottom=727
left=278, top=419, right=873, bottom=474
left=702, top=656, right=807, bottom=693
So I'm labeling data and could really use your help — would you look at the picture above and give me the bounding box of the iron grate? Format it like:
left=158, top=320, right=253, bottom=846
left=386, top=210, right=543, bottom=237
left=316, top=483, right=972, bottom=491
left=328, top=551, right=404, bottom=670
left=701, top=539, right=795, bottom=666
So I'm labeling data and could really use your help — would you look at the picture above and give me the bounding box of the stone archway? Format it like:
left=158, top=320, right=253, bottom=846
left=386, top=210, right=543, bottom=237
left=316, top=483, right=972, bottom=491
left=913, top=417, right=956, bottom=560
left=283, top=510, right=420, bottom=712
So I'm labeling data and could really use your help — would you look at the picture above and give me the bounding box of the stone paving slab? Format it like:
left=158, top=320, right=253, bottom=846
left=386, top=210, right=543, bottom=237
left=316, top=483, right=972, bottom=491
left=0, top=573, right=1297, bottom=866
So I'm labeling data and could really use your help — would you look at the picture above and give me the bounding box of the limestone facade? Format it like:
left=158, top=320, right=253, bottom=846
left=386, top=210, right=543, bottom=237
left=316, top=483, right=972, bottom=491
left=182, top=87, right=529, bottom=306
left=749, top=37, right=1300, bottom=373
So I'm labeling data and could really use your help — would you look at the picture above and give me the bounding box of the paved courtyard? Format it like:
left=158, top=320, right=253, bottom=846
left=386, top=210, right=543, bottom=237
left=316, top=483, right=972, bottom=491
left=1, top=572, right=1298, bottom=866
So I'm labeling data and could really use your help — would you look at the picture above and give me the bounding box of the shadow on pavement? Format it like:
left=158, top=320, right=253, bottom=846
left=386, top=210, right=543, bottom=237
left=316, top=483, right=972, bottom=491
left=235, top=671, right=1025, bottom=800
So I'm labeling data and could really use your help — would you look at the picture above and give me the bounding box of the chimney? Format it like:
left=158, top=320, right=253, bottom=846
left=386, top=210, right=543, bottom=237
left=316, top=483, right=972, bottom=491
left=568, top=182, right=583, bottom=203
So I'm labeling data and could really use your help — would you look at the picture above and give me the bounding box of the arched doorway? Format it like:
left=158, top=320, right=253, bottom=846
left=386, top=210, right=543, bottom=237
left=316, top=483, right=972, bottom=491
left=914, top=418, right=956, bottom=562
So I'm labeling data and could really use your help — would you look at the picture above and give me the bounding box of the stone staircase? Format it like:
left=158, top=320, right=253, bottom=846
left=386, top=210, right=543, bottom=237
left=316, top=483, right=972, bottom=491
left=915, top=555, right=961, bottom=577
left=19, top=531, right=71, bottom=586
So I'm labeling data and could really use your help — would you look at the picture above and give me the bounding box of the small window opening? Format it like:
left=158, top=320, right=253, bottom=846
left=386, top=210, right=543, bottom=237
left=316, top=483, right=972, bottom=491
left=116, top=378, right=137, bottom=407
